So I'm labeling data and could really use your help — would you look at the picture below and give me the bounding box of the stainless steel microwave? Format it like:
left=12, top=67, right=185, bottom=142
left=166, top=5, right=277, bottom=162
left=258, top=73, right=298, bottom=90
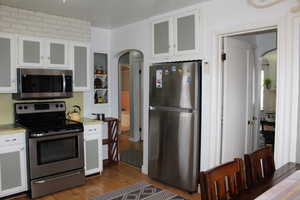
left=13, top=69, right=73, bottom=100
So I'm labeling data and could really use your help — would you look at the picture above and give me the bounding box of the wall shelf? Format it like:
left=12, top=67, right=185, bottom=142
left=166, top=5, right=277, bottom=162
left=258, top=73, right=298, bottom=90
left=94, top=53, right=108, bottom=104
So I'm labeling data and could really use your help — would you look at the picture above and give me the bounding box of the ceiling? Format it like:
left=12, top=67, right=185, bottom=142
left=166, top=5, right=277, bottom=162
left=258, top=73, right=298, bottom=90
left=0, top=0, right=209, bottom=29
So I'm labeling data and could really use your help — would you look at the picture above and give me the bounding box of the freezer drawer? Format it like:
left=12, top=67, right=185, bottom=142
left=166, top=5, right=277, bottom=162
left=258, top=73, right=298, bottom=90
left=148, top=108, right=200, bottom=192
left=150, top=61, right=200, bottom=109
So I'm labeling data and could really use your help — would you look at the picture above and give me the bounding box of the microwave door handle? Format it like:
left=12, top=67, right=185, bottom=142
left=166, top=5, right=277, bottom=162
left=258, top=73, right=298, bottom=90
left=17, top=69, right=24, bottom=94
left=62, top=73, right=66, bottom=92
left=18, top=71, right=23, bottom=93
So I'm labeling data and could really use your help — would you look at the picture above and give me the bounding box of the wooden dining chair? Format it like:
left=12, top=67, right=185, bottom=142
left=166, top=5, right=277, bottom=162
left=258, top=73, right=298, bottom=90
left=244, top=146, right=275, bottom=188
left=200, top=158, right=247, bottom=200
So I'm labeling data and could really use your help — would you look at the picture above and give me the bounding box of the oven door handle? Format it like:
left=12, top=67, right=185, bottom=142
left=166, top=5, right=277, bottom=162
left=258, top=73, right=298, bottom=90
left=34, top=171, right=81, bottom=184
left=31, top=129, right=83, bottom=138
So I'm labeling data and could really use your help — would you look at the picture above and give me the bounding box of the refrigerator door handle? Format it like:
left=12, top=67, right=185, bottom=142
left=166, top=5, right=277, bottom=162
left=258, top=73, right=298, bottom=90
left=149, top=106, right=194, bottom=113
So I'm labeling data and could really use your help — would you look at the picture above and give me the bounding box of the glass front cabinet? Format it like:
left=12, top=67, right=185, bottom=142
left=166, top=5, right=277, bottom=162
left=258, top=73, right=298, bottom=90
left=72, top=42, right=91, bottom=91
left=18, top=37, right=69, bottom=68
left=0, top=133, right=27, bottom=198
left=152, top=9, right=200, bottom=59
left=0, top=33, right=17, bottom=93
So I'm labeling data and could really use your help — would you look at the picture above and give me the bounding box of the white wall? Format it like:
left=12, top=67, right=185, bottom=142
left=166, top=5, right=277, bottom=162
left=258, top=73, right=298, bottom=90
left=0, top=5, right=91, bottom=42
left=110, top=20, right=151, bottom=173
left=256, top=32, right=277, bottom=57
left=110, top=0, right=298, bottom=173
left=84, top=27, right=112, bottom=118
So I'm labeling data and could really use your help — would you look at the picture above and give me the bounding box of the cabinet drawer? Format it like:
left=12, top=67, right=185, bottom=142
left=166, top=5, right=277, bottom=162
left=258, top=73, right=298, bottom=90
left=84, top=125, right=101, bottom=137
left=0, top=133, right=25, bottom=147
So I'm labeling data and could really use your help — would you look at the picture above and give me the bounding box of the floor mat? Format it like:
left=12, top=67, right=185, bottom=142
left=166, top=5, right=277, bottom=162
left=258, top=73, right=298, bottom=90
left=120, top=148, right=143, bottom=168
left=90, top=181, right=189, bottom=200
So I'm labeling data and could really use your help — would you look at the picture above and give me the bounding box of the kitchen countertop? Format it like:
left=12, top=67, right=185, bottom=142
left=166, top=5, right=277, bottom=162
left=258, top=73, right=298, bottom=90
left=0, top=124, right=26, bottom=135
left=81, top=118, right=104, bottom=126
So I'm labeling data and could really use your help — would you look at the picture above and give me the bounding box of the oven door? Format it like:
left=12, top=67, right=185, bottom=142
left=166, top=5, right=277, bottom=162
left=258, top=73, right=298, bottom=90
left=14, top=68, right=73, bottom=100
left=29, top=132, right=84, bottom=179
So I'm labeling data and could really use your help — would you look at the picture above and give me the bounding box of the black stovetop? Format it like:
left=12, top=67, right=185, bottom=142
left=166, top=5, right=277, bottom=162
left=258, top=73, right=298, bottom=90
left=19, top=119, right=83, bottom=133
left=15, top=102, right=83, bottom=137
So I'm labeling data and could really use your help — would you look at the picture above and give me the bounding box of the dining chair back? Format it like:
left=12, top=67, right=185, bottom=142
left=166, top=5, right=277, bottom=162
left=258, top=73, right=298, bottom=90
left=244, top=146, right=275, bottom=188
left=200, top=158, right=247, bottom=200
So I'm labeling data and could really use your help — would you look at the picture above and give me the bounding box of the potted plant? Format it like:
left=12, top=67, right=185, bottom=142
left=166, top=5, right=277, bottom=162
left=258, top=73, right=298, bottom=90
left=264, top=78, right=272, bottom=89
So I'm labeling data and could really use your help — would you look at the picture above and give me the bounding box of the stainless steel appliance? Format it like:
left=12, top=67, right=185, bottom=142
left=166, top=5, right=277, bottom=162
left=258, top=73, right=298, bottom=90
left=15, top=102, right=85, bottom=199
left=148, top=61, right=201, bottom=192
left=13, top=69, right=73, bottom=100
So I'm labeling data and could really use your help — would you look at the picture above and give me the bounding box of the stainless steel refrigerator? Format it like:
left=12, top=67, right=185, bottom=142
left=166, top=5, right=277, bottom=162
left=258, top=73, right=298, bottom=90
left=149, top=61, right=201, bottom=192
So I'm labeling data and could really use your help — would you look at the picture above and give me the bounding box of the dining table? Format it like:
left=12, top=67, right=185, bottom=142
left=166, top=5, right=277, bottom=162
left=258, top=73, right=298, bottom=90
left=236, top=162, right=300, bottom=200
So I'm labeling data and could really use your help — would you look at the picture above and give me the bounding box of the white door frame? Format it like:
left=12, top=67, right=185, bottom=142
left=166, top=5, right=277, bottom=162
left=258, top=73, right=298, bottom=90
left=209, top=16, right=296, bottom=169
left=289, top=14, right=300, bottom=163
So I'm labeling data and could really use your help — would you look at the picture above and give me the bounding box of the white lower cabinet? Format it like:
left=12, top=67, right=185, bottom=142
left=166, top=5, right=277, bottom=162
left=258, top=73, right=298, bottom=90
left=0, top=132, right=27, bottom=198
left=84, top=124, right=103, bottom=176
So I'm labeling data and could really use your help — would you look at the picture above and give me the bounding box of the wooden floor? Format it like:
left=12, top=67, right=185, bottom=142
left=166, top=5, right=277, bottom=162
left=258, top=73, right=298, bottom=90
left=119, top=132, right=143, bottom=152
left=12, top=163, right=201, bottom=200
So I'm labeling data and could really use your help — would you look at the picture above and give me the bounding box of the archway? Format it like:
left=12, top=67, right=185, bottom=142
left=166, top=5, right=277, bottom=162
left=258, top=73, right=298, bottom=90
left=117, top=49, right=144, bottom=168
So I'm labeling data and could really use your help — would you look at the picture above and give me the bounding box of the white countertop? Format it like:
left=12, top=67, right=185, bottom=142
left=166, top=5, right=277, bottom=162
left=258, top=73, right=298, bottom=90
left=81, top=118, right=104, bottom=126
left=0, top=124, right=26, bottom=135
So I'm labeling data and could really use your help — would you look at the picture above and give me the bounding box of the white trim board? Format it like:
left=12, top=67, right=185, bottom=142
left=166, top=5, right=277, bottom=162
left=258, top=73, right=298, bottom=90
left=208, top=16, right=296, bottom=169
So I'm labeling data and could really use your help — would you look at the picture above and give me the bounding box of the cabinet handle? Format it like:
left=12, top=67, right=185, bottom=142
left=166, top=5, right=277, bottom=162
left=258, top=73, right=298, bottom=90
left=35, top=180, right=46, bottom=184
left=12, top=138, right=16, bottom=141
left=5, top=139, right=10, bottom=142
left=34, top=172, right=81, bottom=184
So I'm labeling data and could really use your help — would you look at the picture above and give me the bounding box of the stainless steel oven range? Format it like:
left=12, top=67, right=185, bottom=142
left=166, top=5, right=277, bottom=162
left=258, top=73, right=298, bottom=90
left=15, top=102, right=85, bottom=199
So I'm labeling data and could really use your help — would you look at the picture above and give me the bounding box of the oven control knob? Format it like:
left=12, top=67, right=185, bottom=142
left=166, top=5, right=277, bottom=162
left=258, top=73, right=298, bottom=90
left=18, top=106, right=23, bottom=110
left=60, top=104, right=63, bottom=108
left=56, top=104, right=59, bottom=108
left=24, top=106, right=28, bottom=110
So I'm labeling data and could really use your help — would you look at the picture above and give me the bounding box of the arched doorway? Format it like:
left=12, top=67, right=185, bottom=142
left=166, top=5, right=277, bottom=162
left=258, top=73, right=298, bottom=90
left=118, top=49, right=143, bottom=168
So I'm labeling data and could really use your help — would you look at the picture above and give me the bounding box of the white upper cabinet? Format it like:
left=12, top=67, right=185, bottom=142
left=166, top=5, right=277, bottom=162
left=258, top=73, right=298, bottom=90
left=18, top=36, right=44, bottom=67
left=71, top=42, right=91, bottom=91
left=18, top=37, right=69, bottom=68
left=152, top=17, right=173, bottom=58
left=47, top=40, right=68, bottom=67
left=174, top=10, right=199, bottom=55
left=0, top=33, right=17, bottom=93
left=152, top=9, right=200, bottom=60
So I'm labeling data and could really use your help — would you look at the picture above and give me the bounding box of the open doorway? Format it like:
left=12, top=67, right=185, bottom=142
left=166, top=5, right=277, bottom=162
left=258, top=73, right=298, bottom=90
left=221, top=30, right=277, bottom=163
left=118, top=50, right=143, bottom=168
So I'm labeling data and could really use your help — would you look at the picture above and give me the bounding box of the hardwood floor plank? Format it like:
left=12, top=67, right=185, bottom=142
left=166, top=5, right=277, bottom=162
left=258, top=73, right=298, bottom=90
left=12, top=163, right=201, bottom=200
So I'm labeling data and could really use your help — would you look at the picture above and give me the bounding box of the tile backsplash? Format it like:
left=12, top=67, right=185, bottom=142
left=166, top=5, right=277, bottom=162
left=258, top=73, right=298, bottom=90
left=0, top=92, right=83, bottom=125
left=0, top=5, right=91, bottom=42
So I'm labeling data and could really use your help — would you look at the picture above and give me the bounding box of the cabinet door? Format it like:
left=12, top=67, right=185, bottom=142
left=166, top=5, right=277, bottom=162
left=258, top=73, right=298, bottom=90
left=0, top=33, right=16, bottom=93
left=84, top=138, right=100, bottom=176
left=0, top=146, right=27, bottom=198
left=19, top=37, right=44, bottom=67
left=152, top=17, right=173, bottom=57
left=72, top=43, right=90, bottom=91
left=174, top=11, right=199, bottom=55
left=47, top=40, right=68, bottom=68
